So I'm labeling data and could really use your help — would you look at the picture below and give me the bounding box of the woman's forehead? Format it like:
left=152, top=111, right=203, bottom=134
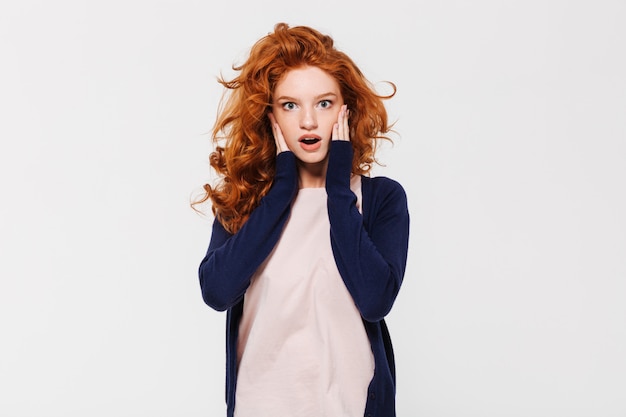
left=273, top=66, right=341, bottom=98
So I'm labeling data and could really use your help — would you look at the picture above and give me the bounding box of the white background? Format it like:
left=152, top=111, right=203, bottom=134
left=1, top=0, right=625, bottom=416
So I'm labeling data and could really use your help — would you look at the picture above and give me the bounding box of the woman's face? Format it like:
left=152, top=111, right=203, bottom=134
left=271, top=66, right=344, bottom=167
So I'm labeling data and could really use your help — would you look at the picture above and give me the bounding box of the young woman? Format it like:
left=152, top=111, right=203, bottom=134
left=195, top=23, right=410, bottom=417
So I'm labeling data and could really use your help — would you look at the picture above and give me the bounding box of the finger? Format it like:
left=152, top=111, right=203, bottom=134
left=332, top=105, right=344, bottom=141
left=342, top=105, right=350, bottom=141
left=338, top=104, right=349, bottom=141
left=268, top=112, right=279, bottom=152
left=268, top=113, right=288, bottom=154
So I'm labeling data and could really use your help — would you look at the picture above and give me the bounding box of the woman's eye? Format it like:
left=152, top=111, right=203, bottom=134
left=319, top=100, right=331, bottom=108
left=282, top=102, right=296, bottom=110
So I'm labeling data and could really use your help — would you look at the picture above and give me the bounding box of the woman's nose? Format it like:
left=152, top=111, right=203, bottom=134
left=300, top=109, right=318, bottom=130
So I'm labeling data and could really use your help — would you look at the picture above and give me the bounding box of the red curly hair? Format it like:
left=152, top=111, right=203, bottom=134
left=194, top=22, right=396, bottom=234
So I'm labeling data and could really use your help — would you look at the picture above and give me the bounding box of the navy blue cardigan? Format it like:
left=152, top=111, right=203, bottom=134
left=199, top=141, right=410, bottom=417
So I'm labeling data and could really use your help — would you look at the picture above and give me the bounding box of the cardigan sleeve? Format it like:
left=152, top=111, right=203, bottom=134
left=198, top=151, right=299, bottom=311
left=326, top=141, right=410, bottom=322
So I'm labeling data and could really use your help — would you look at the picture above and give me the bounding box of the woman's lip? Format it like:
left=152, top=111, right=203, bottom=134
left=298, top=134, right=321, bottom=142
left=299, top=139, right=322, bottom=151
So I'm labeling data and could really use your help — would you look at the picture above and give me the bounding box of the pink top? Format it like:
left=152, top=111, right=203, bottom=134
left=234, top=176, right=374, bottom=417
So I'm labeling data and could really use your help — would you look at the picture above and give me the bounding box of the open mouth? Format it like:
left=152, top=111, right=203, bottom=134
left=298, top=135, right=323, bottom=151
left=300, top=138, right=321, bottom=145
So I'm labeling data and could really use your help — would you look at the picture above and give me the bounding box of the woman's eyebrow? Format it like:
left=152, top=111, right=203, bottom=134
left=274, top=92, right=338, bottom=102
left=315, top=92, right=338, bottom=100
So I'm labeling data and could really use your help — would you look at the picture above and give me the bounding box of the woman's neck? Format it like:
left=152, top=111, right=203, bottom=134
left=297, top=160, right=328, bottom=188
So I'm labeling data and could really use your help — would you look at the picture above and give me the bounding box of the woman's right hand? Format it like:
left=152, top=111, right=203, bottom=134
left=268, top=113, right=289, bottom=155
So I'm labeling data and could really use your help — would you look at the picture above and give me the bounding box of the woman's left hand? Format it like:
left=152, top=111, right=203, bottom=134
left=332, top=104, right=350, bottom=141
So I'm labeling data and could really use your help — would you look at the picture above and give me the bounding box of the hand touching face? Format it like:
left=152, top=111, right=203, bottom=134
left=332, top=104, right=350, bottom=142
left=268, top=112, right=289, bottom=155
